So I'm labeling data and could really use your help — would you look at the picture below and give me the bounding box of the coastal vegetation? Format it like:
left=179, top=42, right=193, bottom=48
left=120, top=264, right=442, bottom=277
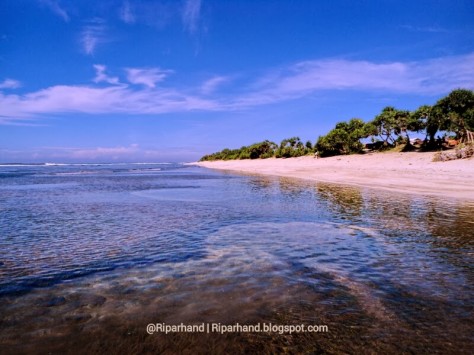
left=315, top=118, right=375, bottom=157
left=200, top=89, right=474, bottom=161
left=200, top=138, right=314, bottom=161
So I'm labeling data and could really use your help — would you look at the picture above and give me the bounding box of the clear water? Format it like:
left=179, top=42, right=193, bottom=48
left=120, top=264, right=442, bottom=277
left=0, top=163, right=473, bottom=353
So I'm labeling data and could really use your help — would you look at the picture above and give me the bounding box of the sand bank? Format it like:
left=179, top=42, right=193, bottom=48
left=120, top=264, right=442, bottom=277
left=195, top=152, right=474, bottom=200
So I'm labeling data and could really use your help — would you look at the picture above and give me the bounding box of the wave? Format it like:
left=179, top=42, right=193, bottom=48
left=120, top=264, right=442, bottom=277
left=0, top=162, right=177, bottom=167
left=0, top=163, right=47, bottom=167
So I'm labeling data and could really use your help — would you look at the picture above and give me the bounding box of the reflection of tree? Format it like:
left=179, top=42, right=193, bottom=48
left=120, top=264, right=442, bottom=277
left=408, top=200, right=474, bottom=278
left=423, top=201, right=474, bottom=254
left=248, top=177, right=278, bottom=191
left=248, top=177, right=313, bottom=199
left=315, top=184, right=473, bottom=280
left=361, top=193, right=422, bottom=231
left=249, top=176, right=278, bottom=190
left=315, top=183, right=364, bottom=219
left=251, top=177, right=474, bottom=265
left=277, top=178, right=312, bottom=197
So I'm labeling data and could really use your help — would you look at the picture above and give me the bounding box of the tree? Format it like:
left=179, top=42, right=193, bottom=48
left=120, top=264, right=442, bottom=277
left=248, top=140, right=277, bottom=159
left=371, top=107, right=399, bottom=146
left=199, top=140, right=277, bottom=161
left=435, top=89, right=474, bottom=141
left=370, top=106, right=424, bottom=149
left=411, top=89, right=474, bottom=148
left=276, top=137, right=307, bottom=157
left=316, top=118, right=372, bottom=157
left=393, top=109, right=424, bottom=150
left=410, top=104, right=446, bottom=147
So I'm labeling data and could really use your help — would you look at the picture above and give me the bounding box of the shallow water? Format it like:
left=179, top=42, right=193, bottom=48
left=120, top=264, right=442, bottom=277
left=0, top=163, right=473, bottom=354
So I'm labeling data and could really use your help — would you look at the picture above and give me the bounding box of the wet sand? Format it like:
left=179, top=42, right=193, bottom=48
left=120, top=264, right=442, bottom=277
left=194, top=152, right=474, bottom=200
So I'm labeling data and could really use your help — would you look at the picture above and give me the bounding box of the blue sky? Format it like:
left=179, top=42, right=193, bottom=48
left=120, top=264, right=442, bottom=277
left=1, top=0, right=473, bottom=162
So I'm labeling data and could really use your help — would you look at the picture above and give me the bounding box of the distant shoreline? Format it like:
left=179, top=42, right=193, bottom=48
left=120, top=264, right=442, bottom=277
left=194, top=152, right=474, bottom=201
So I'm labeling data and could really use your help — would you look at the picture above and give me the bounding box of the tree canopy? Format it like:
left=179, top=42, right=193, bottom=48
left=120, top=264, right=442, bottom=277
left=316, top=118, right=373, bottom=157
left=435, top=89, right=474, bottom=139
left=199, top=138, right=312, bottom=161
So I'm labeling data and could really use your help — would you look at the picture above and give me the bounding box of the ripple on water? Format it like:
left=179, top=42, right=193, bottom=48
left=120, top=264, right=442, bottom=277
left=1, top=165, right=473, bottom=353
left=2, top=219, right=472, bottom=353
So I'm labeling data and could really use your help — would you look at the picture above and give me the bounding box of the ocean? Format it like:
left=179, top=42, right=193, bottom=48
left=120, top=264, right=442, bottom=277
left=0, top=163, right=473, bottom=353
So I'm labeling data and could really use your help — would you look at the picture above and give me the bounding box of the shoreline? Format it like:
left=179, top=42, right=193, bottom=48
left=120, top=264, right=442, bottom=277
left=194, top=152, right=474, bottom=201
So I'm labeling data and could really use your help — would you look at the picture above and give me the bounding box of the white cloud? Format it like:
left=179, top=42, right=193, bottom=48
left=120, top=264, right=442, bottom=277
left=118, top=1, right=174, bottom=28
left=401, top=25, right=449, bottom=33
left=0, top=80, right=218, bottom=124
left=93, top=64, right=121, bottom=85
left=118, top=1, right=202, bottom=32
left=119, top=1, right=135, bottom=24
left=80, top=18, right=107, bottom=55
left=233, top=53, right=474, bottom=107
left=1, top=53, right=473, bottom=124
left=40, top=0, right=69, bottom=22
left=16, top=145, right=142, bottom=161
left=2, top=144, right=196, bottom=162
left=126, top=68, right=173, bottom=88
left=68, top=144, right=140, bottom=160
left=0, top=79, right=21, bottom=90
left=201, top=76, right=229, bottom=94
left=182, top=0, right=201, bottom=34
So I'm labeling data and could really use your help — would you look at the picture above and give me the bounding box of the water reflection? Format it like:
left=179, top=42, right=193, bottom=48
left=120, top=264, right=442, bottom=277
left=1, top=167, right=473, bottom=353
left=315, top=183, right=365, bottom=219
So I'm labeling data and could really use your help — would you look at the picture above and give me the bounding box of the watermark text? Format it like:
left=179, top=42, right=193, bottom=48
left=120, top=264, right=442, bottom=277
left=146, top=322, right=328, bottom=335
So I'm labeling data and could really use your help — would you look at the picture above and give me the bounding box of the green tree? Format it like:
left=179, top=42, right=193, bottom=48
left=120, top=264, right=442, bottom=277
left=248, top=140, right=277, bottom=159
left=371, top=107, right=399, bottom=146
left=393, top=109, right=425, bottom=150
left=370, top=106, right=424, bottom=149
left=199, top=140, right=277, bottom=161
left=411, top=104, right=446, bottom=147
left=316, top=118, right=372, bottom=157
left=435, top=89, right=474, bottom=140
left=276, top=137, right=305, bottom=157
left=411, top=89, right=474, bottom=148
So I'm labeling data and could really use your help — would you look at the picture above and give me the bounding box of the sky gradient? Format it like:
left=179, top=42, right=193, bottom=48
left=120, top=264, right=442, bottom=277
left=1, top=0, right=474, bottom=162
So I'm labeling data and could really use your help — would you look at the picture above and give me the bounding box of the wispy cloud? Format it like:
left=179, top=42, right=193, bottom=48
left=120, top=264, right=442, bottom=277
left=182, top=0, right=202, bottom=34
left=67, top=144, right=140, bottom=160
left=0, top=79, right=21, bottom=90
left=118, top=1, right=174, bottom=28
left=117, top=1, right=201, bottom=33
left=201, top=76, right=229, bottom=95
left=0, top=78, right=217, bottom=124
left=4, top=144, right=194, bottom=162
left=93, top=65, right=121, bottom=85
left=119, top=1, right=135, bottom=24
left=80, top=18, right=107, bottom=55
left=232, top=53, right=474, bottom=107
left=1, top=53, right=473, bottom=124
left=400, top=25, right=450, bottom=33
left=14, top=144, right=142, bottom=161
left=126, top=68, right=173, bottom=88
left=40, top=0, right=69, bottom=22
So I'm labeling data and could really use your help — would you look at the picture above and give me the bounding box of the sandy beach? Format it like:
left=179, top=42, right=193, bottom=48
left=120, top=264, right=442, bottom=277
left=195, top=152, right=474, bottom=200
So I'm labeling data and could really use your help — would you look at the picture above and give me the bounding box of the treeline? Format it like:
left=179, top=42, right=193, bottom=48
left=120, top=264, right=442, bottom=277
left=200, top=137, right=314, bottom=161
left=316, top=88, right=474, bottom=156
left=200, top=88, right=474, bottom=161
